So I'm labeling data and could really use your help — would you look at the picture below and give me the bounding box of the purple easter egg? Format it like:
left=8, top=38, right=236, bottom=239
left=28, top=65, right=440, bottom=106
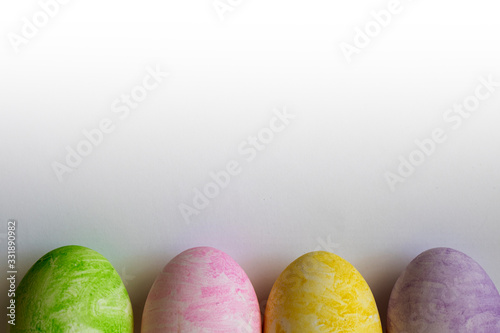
left=388, top=247, right=500, bottom=333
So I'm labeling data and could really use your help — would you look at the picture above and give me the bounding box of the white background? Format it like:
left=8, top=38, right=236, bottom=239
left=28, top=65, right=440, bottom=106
left=1, top=0, right=500, bottom=332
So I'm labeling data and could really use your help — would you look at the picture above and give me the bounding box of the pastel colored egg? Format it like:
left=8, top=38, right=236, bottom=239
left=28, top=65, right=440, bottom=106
left=264, top=251, right=382, bottom=333
left=13, top=245, right=133, bottom=332
left=387, top=247, right=500, bottom=333
left=142, top=246, right=261, bottom=332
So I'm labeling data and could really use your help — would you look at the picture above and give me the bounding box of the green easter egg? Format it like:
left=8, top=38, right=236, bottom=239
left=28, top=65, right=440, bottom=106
left=13, top=245, right=133, bottom=332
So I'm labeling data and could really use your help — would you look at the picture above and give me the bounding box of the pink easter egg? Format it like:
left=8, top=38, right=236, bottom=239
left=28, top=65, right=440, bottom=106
left=142, top=247, right=261, bottom=332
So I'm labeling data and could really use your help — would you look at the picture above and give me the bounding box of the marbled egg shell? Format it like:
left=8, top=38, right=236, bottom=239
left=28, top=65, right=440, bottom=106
left=142, top=246, right=261, bottom=332
left=264, top=251, right=382, bottom=332
left=14, top=245, right=133, bottom=332
left=387, top=247, right=500, bottom=333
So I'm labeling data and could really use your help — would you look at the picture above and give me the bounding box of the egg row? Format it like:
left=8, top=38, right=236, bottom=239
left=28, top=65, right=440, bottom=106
left=13, top=246, right=500, bottom=332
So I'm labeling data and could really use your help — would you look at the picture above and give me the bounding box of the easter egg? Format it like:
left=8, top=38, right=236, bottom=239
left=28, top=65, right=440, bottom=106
left=387, top=247, right=500, bottom=333
left=264, top=251, right=382, bottom=332
left=142, top=246, right=261, bottom=332
left=13, top=245, right=133, bottom=332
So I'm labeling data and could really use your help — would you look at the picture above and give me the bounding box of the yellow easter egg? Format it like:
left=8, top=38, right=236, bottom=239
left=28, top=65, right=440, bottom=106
left=264, top=251, right=382, bottom=333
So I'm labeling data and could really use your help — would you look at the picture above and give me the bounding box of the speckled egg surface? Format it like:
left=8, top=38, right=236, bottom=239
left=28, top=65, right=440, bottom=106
left=387, top=247, right=500, bottom=333
left=264, top=251, right=382, bottom=333
left=141, top=246, right=261, bottom=332
left=13, top=245, right=133, bottom=332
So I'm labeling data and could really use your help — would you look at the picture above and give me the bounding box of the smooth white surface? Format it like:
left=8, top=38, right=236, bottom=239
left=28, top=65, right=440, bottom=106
left=1, top=1, right=499, bottom=331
